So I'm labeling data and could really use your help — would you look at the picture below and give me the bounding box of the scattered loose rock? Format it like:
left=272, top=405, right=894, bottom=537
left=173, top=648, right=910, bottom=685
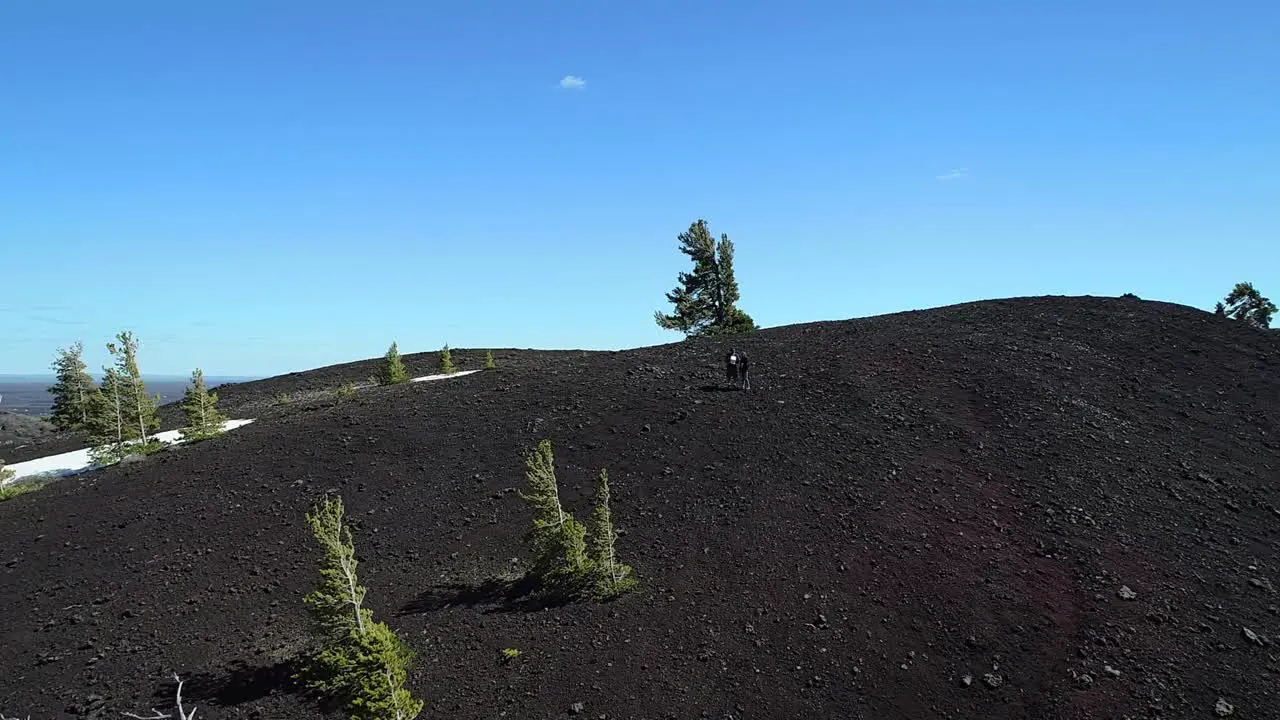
left=1242, top=627, right=1268, bottom=646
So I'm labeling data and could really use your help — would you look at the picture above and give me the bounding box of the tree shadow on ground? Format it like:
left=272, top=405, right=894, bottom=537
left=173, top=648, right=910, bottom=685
left=697, top=384, right=739, bottom=392
left=399, top=573, right=579, bottom=615
left=160, top=657, right=337, bottom=711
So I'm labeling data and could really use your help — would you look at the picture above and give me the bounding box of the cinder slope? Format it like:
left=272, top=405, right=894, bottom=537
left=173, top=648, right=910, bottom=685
left=0, top=348, right=582, bottom=463
left=1, top=295, right=1277, bottom=720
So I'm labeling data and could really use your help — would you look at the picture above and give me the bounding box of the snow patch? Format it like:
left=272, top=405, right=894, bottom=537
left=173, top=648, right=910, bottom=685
left=2, top=419, right=256, bottom=485
left=411, top=369, right=482, bottom=383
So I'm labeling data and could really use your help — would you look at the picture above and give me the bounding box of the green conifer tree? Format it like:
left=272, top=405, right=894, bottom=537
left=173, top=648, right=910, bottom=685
left=587, top=468, right=638, bottom=600
left=518, top=440, right=590, bottom=588
left=179, top=368, right=228, bottom=441
left=86, top=366, right=130, bottom=462
left=85, top=333, right=160, bottom=462
left=379, top=342, right=409, bottom=385
left=483, top=350, right=495, bottom=369
left=47, top=341, right=100, bottom=432
left=1217, top=281, right=1277, bottom=329
left=655, top=219, right=757, bottom=337
left=109, top=331, right=159, bottom=443
left=1, top=458, right=14, bottom=484
left=299, top=496, right=423, bottom=720
left=439, top=344, right=456, bottom=374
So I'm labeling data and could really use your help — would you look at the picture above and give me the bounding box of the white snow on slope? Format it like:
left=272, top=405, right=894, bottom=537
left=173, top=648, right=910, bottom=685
left=3, top=368, right=483, bottom=485
left=410, top=369, right=481, bottom=383
left=2, top=419, right=255, bottom=485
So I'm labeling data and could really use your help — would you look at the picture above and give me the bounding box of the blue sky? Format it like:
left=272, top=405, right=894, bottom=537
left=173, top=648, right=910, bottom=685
left=3, top=1, right=1277, bottom=376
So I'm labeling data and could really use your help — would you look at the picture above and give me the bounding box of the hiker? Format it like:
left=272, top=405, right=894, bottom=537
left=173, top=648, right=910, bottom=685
left=725, top=348, right=750, bottom=390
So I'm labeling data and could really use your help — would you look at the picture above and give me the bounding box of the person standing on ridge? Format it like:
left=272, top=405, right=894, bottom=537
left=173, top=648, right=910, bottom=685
left=725, top=348, right=750, bottom=390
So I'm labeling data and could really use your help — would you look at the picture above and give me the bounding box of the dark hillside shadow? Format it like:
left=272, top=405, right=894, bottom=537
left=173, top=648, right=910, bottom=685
left=698, top=385, right=739, bottom=392
left=399, top=574, right=578, bottom=615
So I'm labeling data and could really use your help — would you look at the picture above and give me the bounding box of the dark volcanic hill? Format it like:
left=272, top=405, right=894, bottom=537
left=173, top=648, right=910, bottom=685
left=0, top=348, right=587, bottom=464
left=1, top=295, right=1277, bottom=720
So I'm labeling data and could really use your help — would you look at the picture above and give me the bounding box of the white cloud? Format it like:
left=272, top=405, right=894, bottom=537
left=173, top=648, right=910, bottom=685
left=936, top=168, right=968, bottom=181
left=558, top=75, right=586, bottom=89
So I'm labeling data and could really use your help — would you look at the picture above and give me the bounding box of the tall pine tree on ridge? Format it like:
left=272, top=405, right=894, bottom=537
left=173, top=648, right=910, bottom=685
left=655, top=218, right=757, bottom=337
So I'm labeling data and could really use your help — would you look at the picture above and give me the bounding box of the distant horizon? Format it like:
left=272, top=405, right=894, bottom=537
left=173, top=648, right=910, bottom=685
left=0, top=291, right=1270, bottom=376
left=0, top=373, right=264, bottom=383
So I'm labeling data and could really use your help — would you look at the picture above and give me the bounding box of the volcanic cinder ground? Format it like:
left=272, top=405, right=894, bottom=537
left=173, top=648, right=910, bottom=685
left=1, top=295, right=1278, bottom=720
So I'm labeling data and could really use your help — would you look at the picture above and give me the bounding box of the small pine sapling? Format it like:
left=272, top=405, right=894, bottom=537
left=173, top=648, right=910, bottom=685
left=179, top=368, right=228, bottom=441
left=586, top=469, right=638, bottom=600
left=483, top=350, right=495, bottom=369
left=439, top=344, right=457, bottom=374
left=0, top=459, right=13, bottom=484
left=299, top=496, right=423, bottom=720
left=519, top=439, right=590, bottom=589
left=380, top=342, right=409, bottom=385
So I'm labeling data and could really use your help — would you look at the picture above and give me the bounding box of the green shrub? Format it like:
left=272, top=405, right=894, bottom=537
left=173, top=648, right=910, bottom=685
left=483, top=350, right=495, bottom=370
left=439, top=344, right=456, bottom=375
left=0, top=479, right=45, bottom=502
left=87, top=438, right=166, bottom=466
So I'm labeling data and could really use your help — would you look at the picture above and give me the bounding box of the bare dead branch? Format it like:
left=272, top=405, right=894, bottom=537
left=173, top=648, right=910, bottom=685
left=121, top=674, right=196, bottom=720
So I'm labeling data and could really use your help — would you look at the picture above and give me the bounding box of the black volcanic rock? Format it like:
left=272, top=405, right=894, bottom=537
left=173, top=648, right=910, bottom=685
left=0, top=296, right=1277, bottom=719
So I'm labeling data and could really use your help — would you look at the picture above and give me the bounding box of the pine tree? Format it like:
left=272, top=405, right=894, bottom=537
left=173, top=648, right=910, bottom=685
left=586, top=468, right=637, bottom=600
left=85, top=333, right=159, bottom=462
left=86, top=366, right=129, bottom=462
left=299, top=496, right=423, bottom=720
left=655, top=219, right=757, bottom=337
left=439, top=344, right=456, bottom=374
left=47, top=341, right=100, bottom=432
left=108, top=331, right=159, bottom=443
left=179, top=368, right=228, bottom=441
left=379, top=342, right=409, bottom=385
left=1217, top=282, right=1276, bottom=329
left=518, top=439, right=590, bottom=587
left=1, top=459, right=13, bottom=484
left=483, top=350, right=495, bottom=370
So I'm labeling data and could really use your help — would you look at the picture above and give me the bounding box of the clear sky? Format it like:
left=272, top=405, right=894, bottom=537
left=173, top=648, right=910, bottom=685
left=2, top=1, right=1277, bottom=376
